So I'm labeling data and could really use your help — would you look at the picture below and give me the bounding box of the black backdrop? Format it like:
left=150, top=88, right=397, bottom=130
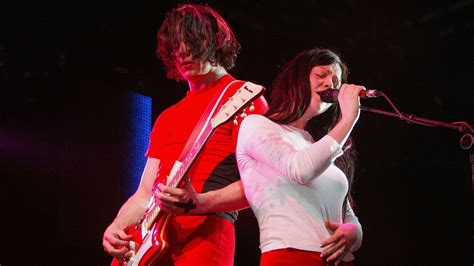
left=0, top=1, right=472, bottom=265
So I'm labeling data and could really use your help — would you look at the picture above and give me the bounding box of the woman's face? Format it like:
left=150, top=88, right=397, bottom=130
left=306, top=63, right=342, bottom=118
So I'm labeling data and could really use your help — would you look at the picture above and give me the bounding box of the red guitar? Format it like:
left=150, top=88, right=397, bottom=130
left=112, top=82, right=265, bottom=266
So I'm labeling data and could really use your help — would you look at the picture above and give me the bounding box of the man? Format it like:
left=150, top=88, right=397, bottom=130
left=102, top=4, right=267, bottom=265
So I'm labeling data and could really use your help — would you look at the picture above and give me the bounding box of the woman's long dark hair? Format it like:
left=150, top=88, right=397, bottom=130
left=156, top=4, right=241, bottom=81
left=266, top=48, right=357, bottom=214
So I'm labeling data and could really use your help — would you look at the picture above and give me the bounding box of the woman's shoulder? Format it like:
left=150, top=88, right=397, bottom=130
left=241, top=114, right=281, bottom=130
left=243, top=114, right=270, bottom=125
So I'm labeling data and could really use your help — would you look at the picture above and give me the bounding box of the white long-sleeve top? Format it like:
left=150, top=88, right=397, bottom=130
left=236, top=114, right=362, bottom=261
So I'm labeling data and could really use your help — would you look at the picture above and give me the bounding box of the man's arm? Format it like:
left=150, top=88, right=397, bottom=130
left=155, top=179, right=248, bottom=215
left=113, top=158, right=160, bottom=227
left=199, top=180, right=248, bottom=213
left=102, top=158, right=161, bottom=259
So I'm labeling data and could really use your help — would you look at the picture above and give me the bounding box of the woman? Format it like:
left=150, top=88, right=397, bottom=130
left=237, top=48, right=363, bottom=265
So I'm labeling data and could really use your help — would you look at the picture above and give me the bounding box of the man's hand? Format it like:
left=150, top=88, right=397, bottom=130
left=320, top=220, right=358, bottom=263
left=103, top=223, right=133, bottom=260
left=154, top=178, right=205, bottom=215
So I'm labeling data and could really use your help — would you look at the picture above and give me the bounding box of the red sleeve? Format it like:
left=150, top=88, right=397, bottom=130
left=145, top=109, right=169, bottom=159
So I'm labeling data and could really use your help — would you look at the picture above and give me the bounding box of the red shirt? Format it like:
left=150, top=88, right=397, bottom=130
left=146, top=75, right=268, bottom=212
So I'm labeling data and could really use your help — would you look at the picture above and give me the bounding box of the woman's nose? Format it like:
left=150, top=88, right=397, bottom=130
left=322, top=78, right=334, bottom=89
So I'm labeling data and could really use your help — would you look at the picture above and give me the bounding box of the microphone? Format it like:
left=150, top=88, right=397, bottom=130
left=318, top=88, right=382, bottom=103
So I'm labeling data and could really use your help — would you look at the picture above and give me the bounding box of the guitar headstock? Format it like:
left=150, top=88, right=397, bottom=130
left=211, top=82, right=264, bottom=128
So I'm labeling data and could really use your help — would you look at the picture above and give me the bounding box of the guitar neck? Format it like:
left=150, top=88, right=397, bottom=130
left=168, top=122, right=213, bottom=188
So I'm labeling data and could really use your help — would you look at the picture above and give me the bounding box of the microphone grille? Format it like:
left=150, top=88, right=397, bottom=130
left=318, top=89, right=339, bottom=103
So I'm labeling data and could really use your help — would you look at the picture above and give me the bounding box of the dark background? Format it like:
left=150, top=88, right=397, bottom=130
left=0, top=0, right=472, bottom=265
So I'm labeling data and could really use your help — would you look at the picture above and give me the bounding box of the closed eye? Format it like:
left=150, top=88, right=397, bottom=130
left=314, top=72, right=325, bottom=78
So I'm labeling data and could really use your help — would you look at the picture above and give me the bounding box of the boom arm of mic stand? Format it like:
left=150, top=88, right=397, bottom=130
left=361, top=98, right=473, bottom=191
left=360, top=106, right=472, bottom=133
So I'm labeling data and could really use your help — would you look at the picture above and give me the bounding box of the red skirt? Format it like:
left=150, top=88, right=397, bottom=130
left=261, top=248, right=354, bottom=266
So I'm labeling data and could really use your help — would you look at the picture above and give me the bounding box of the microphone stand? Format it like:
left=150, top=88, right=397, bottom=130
left=360, top=92, right=473, bottom=191
left=360, top=106, right=472, bottom=136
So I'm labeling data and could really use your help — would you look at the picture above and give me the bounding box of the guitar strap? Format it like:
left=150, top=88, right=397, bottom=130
left=167, top=79, right=241, bottom=185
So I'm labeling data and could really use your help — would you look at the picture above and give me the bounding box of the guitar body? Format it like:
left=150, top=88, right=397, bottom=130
left=111, top=212, right=173, bottom=266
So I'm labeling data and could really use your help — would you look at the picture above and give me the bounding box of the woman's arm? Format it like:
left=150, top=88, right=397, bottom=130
left=237, top=114, right=343, bottom=184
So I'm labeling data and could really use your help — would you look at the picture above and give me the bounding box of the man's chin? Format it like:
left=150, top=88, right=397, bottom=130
left=179, top=70, right=196, bottom=79
left=182, top=70, right=209, bottom=80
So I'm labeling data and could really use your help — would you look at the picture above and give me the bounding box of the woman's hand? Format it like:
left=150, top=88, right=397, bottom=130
left=320, top=220, right=358, bottom=263
left=337, top=84, right=365, bottom=123
left=327, top=84, right=365, bottom=147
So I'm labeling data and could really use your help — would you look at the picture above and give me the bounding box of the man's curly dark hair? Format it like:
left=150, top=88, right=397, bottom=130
left=156, top=4, right=241, bottom=81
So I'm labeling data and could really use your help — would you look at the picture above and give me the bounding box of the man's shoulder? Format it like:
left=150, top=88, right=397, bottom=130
left=153, top=99, right=184, bottom=124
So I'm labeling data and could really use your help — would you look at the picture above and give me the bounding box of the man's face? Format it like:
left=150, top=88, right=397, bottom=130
left=173, top=43, right=213, bottom=81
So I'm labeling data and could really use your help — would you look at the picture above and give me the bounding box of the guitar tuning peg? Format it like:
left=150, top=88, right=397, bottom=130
left=240, top=109, right=247, bottom=118
left=233, top=117, right=239, bottom=126
left=249, top=102, right=255, bottom=112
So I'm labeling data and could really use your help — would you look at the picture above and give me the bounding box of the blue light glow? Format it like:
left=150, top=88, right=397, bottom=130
left=127, top=92, right=152, bottom=195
